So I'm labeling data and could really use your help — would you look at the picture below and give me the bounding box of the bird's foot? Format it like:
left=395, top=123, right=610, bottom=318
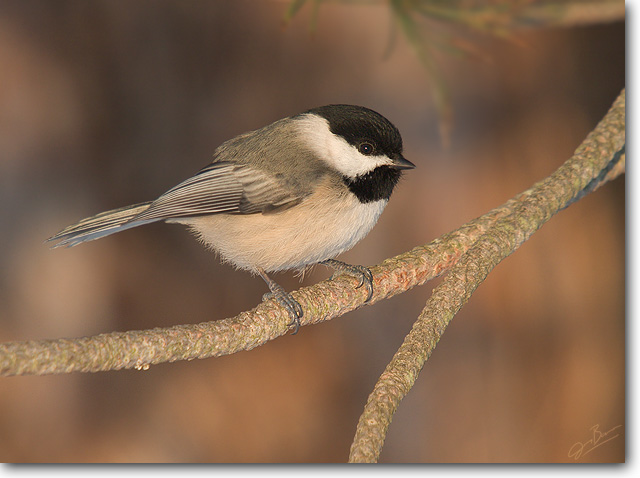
left=321, top=259, right=374, bottom=302
left=258, top=269, right=303, bottom=334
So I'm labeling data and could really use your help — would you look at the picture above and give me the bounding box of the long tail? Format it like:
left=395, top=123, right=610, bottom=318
left=47, top=202, right=157, bottom=248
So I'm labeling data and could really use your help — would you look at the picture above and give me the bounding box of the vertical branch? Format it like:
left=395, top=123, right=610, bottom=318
left=349, top=89, right=625, bottom=463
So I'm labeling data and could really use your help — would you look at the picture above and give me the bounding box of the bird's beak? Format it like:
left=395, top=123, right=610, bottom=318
left=391, top=154, right=416, bottom=170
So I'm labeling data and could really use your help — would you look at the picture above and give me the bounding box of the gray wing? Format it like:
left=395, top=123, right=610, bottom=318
left=47, top=161, right=307, bottom=248
left=132, top=161, right=306, bottom=222
left=48, top=161, right=307, bottom=247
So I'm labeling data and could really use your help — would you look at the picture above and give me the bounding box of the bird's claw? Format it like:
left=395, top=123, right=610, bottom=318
left=262, top=289, right=303, bottom=334
left=321, top=259, right=374, bottom=302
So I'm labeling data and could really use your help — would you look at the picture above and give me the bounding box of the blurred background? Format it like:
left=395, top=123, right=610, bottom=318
left=0, top=0, right=624, bottom=463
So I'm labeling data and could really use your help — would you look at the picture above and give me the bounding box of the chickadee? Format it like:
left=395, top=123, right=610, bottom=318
left=48, top=104, right=415, bottom=333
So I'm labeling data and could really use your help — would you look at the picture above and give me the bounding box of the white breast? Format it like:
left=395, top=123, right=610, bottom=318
left=176, top=179, right=387, bottom=273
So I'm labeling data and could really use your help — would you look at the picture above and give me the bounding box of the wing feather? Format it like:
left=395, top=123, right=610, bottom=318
left=48, top=161, right=310, bottom=248
left=131, top=162, right=306, bottom=222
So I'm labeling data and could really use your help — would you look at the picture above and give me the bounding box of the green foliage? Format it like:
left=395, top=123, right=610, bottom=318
left=283, top=0, right=622, bottom=144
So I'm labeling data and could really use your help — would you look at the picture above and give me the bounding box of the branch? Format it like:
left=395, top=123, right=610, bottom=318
left=0, top=200, right=520, bottom=376
left=1, top=164, right=581, bottom=376
left=0, top=90, right=625, bottom=377
left=283, top=1, right=625, bottom=29
left=348, top=88, right=626, bottom=463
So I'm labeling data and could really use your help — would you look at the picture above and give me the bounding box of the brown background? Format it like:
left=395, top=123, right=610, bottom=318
left=0, top=0, right=624, bottom=463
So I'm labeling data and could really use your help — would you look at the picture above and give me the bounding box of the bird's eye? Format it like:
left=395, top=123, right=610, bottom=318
left=359, top=142, right=374, bottom=155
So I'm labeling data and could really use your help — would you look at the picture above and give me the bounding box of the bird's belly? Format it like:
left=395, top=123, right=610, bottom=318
left=180, top=192, right=387, bottom=272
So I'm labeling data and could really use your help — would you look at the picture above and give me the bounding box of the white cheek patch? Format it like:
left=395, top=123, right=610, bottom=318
left=296, top=114, right=393, bottom=178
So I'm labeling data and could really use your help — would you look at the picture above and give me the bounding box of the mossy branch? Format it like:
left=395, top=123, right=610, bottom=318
left=0, top=202, right=516, bottom=376
left=0, top=91, right=625, bottom=381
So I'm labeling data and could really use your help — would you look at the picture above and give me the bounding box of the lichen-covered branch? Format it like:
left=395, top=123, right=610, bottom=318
left=0, top=172, right=570, bottom=377
left=0, top=90, right=624, bottom=377
left=0, top=199, right=519, bottom=377
left=348, top=89, right=625, bottom=463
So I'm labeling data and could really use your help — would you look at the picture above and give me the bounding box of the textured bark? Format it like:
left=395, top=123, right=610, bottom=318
left=348, top=89, right=625, bottom=463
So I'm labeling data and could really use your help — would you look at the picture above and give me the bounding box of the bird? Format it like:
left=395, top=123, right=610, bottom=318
left=48, top=104, right=415, bottom=333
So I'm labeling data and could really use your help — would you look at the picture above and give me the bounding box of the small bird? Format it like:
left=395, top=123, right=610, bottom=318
left=48, top=105, right=415, bottom=333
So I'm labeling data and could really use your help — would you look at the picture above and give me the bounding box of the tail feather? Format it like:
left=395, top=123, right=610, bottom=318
left=47, top=202, right=156, bottom=248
